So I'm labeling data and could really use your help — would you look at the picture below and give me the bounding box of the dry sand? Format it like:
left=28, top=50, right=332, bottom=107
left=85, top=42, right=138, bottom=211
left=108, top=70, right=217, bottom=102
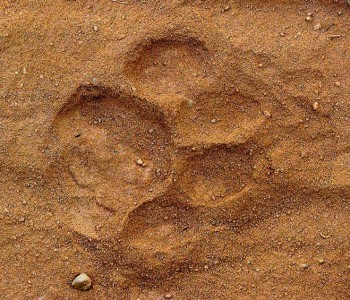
left=1, top=0, right=350, bottom=299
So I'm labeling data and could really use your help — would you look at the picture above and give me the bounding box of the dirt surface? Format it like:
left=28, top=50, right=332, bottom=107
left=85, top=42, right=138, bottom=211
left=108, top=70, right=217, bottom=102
left=1, top=0, right=350, bottom=299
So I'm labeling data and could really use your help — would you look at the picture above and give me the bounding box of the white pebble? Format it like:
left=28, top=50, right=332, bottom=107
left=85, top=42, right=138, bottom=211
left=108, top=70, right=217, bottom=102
left=72, top=273, right=92, bottom=291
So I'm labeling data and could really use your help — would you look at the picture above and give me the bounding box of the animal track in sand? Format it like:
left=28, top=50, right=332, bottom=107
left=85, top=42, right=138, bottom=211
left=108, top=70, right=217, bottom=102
left=50, top=35, right=275, bottom=283
left=51, top=85, right=173, bottom=237
left=49, top=82, right=265, bottom=281
left=125, top=36, right=214, bottom=109
left=176, top=144, right=259, bottom=207
left=125, top=36, right=266, bottom=147
left=4, top=2, right=350, bottom=299
left=117, top=192, right=207, bottom=279
left=174, top=91, right=265, bottom=147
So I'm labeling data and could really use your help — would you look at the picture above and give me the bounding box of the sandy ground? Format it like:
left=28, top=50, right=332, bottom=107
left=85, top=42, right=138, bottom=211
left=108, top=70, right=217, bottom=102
left=1, top=0, right=350, bottom=299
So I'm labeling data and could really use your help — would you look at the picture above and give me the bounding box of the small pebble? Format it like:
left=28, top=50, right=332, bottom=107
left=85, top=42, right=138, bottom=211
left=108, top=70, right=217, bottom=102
left=318, top=259, right=325, bottom=264
left=210, top=119, right=217, bottom=124
left=262, top=110, right=271, bottom=118
left=137, top=159, right=147, bottom=167
left=335, top=81, right=341, bottom=87
left=305, top=16, right=312, bottom=21
left=223, top=5, right=231, bottom=12
left=312, top=102, right=319, bottom=111
left=72, top=273, right=92, bottom=291
left=313, top=23, right=322, bottom=30
left=164, top=294, right=173, bottom=299
left=148, top=128, right=154, bottom=134
left=93, top=25, right=98, bottom=32
left=300, top=263, right=309, bottom=269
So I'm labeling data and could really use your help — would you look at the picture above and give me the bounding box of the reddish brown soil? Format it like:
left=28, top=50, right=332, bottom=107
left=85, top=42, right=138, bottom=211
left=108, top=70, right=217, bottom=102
left=1, top=1, right=350, bottom=299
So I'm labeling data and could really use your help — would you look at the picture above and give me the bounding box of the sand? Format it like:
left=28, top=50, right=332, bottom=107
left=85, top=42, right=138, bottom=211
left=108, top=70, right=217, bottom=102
left=1, top=0, right=350, bottom=299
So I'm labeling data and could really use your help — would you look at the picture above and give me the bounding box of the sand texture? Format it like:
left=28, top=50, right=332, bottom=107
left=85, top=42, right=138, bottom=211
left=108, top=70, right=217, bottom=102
left=1, top=0, right=350, bottom=299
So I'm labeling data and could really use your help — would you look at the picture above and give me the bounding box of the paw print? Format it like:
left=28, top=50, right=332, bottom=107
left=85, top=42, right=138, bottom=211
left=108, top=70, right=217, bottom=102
left=50, top=34, right=273, bottom=280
